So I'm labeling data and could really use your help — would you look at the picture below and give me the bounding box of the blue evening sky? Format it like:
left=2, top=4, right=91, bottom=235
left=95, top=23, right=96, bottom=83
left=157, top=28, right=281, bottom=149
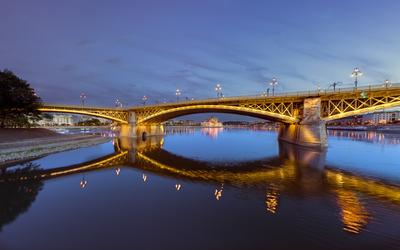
left=1, top=0, right=399, bottom=107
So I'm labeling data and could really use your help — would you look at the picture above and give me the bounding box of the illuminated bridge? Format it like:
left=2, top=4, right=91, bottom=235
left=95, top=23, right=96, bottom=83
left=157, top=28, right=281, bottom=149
left=39, top=84, right=400, bottom=147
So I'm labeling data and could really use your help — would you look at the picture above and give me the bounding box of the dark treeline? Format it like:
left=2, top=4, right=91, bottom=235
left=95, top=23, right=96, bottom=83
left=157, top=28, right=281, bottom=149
left=0, top=69, right=42, bottom=128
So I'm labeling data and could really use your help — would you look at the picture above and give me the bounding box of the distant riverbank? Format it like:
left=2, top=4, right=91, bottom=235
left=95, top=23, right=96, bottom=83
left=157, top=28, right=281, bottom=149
left=328, top=125, right=400, bottom=133
left=0, top=128, right=110, bottom=166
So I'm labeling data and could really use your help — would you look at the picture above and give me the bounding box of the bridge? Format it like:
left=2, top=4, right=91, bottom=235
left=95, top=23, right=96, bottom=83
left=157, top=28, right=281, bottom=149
left=39, top=84, right=400, bottom=147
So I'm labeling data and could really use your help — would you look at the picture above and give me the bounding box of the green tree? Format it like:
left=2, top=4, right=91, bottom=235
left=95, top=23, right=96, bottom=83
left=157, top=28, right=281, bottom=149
left=0, top=69, right=42, bottom=128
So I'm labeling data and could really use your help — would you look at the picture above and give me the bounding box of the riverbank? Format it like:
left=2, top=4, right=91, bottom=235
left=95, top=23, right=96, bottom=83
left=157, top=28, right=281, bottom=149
left=0, top=128, right=111, bottom=166
left=327, top=126, right=400, bottom=133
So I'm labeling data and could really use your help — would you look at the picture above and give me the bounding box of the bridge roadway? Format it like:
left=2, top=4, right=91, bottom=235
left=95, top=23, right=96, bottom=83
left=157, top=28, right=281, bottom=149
left=39, top=83, right=400, bottom=147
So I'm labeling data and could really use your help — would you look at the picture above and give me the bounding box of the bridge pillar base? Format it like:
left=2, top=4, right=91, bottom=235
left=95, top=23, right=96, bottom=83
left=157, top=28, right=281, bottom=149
left=136, top=124, right=165, bottom=138
left=119, top=124, right=164, bottom=138
left=278, top=123, right=327, bottom=148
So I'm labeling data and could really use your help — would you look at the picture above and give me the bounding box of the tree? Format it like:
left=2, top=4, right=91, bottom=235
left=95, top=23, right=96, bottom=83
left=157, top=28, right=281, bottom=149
left=0, top=69, right=42, bottom=128
left=76, top=118, right=102, bottom=126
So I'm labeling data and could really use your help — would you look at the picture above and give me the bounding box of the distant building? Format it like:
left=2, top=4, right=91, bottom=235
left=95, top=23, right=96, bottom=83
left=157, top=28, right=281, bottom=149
left=164, top=120, right=200, bottom=126
left=329, top=111, right=400, bottom=126
left=52, top=114, right=74, bottom=125
left=364, top=111, right=400, bottom=124
left=37, top=114, right=74, bottom=126
left=201, top=117, right=223, bottom=127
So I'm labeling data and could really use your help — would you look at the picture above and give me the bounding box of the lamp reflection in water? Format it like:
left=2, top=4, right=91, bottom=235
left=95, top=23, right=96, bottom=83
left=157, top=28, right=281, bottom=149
left=175, top=184, right=182, bottom=191
left=266, top=184, right=279, bottom=214
left=336, top=189, right=369, bottom=234
left=80, top=176, right=88, bottom=189
left=214, top=184, right=224, bottom=201
left=142, top=174, right=147, bottom=182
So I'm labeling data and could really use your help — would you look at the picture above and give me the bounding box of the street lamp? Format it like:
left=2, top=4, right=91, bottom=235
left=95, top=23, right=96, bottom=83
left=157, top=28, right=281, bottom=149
left=80, top=92, right=87, bottom=106
left=115, top=99, right=122, bottom=107
left=351, top=68, right=363, bottom=89
left=215, top=83, right=222, bottom=98
left=383, top=79, right=392, bottom=88
left=175, top=89, right=181, bottom=102
left=269, top=77, right=278, bottom=96
left=142, top=95, right=148, bottom=105
left=329, top=81, right=342, bottom=91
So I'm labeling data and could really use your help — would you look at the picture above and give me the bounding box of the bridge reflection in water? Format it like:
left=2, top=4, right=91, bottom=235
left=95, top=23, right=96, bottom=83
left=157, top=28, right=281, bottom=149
left=1, top=136, right=400, bottom=234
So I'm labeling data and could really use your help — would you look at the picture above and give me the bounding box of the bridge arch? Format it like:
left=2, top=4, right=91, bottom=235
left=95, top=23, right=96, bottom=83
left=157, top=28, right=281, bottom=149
left=137, top=104, right=299, bottom=124
left=38, top=107, right=128, bottom=124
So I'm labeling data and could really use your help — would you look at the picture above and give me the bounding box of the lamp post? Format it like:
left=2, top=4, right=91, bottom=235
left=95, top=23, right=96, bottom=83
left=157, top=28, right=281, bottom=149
left=383, top=79, right=392, bottom=88
left=215, top=83, right=222, bottom=98
left=175, top=89, right=181, bottom=102
left=142, top=95, right=148, bottom=105
left=80, top=92, right=87, bottom=107
left=269, top=77, right=278, bottom=96
left=330, top=81, right=342, bottom=91
left=351, top=68, right=363, bottom=89
left=115, top=99, right=122, bottom=107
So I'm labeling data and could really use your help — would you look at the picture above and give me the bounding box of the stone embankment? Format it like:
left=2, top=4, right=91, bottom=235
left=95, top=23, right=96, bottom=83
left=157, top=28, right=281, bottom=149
left=0, top=129, right=110, bottom=166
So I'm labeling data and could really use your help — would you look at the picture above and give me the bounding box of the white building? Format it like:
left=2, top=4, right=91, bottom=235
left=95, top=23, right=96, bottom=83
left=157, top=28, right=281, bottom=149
left=364, top=111, right=400, bottom=124
left=37, top=114, right=74, bottom=126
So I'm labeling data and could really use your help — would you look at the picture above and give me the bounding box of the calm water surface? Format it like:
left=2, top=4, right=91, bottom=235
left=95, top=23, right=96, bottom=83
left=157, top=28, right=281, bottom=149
left=1, top=128, right=400, bottom=249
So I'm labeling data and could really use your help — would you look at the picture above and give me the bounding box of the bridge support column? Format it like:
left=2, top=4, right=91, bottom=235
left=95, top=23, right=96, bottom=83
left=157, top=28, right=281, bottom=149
left=119, top=112, right=137, bottom=138
left=119, top=111, right=165, bottom=138
left=278, top=98, right=327, bottom=148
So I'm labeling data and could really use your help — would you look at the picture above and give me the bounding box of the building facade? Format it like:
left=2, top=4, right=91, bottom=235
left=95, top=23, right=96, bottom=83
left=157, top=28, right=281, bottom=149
left=363, top=111, right=400, bottom=125
left=37, top=114, right=74, bottom=126
left=201, top=117, right=223, bottom=127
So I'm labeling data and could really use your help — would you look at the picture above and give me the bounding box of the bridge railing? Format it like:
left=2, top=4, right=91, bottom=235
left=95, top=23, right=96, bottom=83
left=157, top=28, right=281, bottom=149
left=215, top=82, right=400, bottom=101
left=131, top=83, right=400, bottom=108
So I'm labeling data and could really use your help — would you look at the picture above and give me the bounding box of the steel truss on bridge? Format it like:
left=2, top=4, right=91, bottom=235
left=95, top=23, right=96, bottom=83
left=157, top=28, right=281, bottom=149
left=39, top=84, right=400, bottom=124
left=38, top=104, right=129, bottom=124
left=321, top=89, right=400, bottom=121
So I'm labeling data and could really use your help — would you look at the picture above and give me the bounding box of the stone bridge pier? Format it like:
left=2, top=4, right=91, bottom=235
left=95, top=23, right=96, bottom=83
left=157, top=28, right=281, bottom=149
left=278, top=98, right=327, bottom=148
left=119, top=111, right=164, bottom=138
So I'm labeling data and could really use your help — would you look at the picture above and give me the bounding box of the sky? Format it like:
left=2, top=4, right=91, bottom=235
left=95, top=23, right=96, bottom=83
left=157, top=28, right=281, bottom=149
left=1, top=0, right=400, bottom=109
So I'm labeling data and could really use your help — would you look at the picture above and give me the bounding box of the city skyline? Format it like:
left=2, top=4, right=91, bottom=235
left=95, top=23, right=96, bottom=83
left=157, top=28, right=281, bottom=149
left=1, top=0, right=400, bottom=106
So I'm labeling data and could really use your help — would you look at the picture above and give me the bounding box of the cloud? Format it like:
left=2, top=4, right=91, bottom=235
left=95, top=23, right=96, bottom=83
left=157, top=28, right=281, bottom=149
left=77, top=39, right=96, bottom=47
left=59, top=64, right=76, bottom=72
left=105, top=57, right=123, bottom=65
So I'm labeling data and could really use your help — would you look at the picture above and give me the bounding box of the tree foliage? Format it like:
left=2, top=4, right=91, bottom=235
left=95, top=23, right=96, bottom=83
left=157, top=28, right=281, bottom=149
left=76, top=118, right=102, bottom=126
left=0, top=69, right=42, bottom=128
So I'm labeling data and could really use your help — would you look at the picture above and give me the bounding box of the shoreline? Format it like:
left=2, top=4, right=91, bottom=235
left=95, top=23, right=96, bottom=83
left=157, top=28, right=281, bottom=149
left=0, top=129, right=111, bottom=167
left=327, top=126, right=400, bottom=133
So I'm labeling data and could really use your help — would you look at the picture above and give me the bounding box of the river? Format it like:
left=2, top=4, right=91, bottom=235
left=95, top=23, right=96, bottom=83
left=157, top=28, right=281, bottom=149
left=0, top=128, right=399, bottom=249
